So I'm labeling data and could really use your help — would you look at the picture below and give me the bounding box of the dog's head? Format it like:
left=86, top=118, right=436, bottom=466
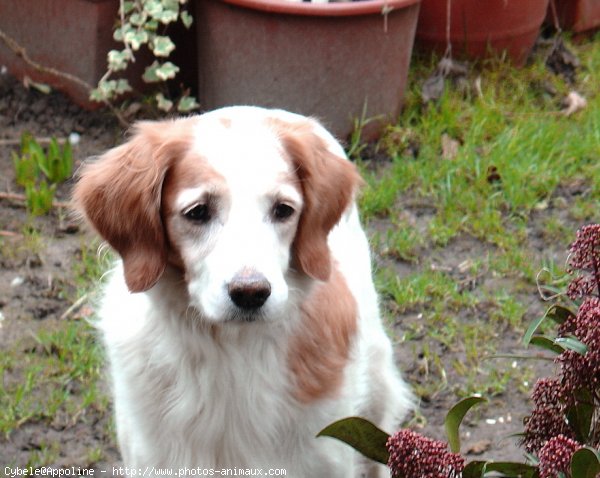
left=73, top=107, right=360, bottom=323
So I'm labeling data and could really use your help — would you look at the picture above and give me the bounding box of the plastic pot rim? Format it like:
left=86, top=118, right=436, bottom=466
left=217, top=0, right=421, bottom=17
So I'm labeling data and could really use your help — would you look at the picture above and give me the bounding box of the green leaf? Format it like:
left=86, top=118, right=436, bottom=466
left=524, top=452, right=539, bottom=466
left=46, top=138, right=61, bottom=182
left=177, top=95, right=200, bottom=112
left=28, top=81, right=52, bottom=94
left=26, top=181, right=55, bottom=216
left=155, top=93, right=173, bottom=112
left=90, top=88, right=107, bottom=102
left=546, top=304, right=575, bottom=325
left=20, top=131, right=35, bottom=153
left=107, top=49, right=132, bottom=71
left=463, top=461, right=486, bottom=478
left=93, top=79, right=131, bottom=100
left=524, top=311, right=552, bottom=345
left=164, top=0, right=180, bottom=8
left=13, top=132, right=41, bottom=186
left=152, top=36, right=176, bottom=57
left=155, top=61, right=179, bottom=81
left=143, top=0, right=163, bottom=17
left=566, top=388, right=594, bottom=443
left=114, top=23, right=135, bottom=42
left=113, top=28, right=124, bottom=42
left=152, top=9, right=178, bottom=24
left=142, top=61, right=161, bottom=83
left=463, top=461, right=538, bottom=478
left=145, top=19, right=159, bottom=31
left=180, top=10, right=193, bottom=28
left=114, top=79, right=132, bottom=95
left=485, top=462, right=538, bottom=477
left=523, top=304, right=574, bottom=346
left=124, top=29, right=149, bottom=50
left=555, top=336, right=587, bottom=355
left=120, top=1, right=135, bottom=15
left=60, top=140, right=73, bottom=182
left=317, top=417, right=390, bottom=465
left=29, top=140, right=48, bottom=179
left=129, top=12, right=148, bottom=27
left=571, top=447, right=600, bottom=478
left=444, top=396, right=487, bottom=453
left=528, top=335, right=564, bottom=355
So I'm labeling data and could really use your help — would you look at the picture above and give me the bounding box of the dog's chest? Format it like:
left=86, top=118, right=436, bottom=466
left=122, top=324, right=318, bottom=468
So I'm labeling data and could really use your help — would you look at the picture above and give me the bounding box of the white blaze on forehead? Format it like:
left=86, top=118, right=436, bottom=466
left=191, top=114, right=296, bottom=195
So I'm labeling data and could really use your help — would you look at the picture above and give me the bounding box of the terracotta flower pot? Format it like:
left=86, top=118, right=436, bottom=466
left=416, top=0, right=550, bottom=66
left=0, top=0, right=145, bottom=110
left=549, top=0, right=600, bottom=34
left=194, top=0, right=421, bottom=140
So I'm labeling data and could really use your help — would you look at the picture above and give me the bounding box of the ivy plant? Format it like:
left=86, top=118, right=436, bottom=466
left=91, top=0, right=199, bottom=113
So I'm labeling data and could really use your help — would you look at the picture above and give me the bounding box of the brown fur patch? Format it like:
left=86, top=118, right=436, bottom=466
left=288, top=266, right=357, bottom=403
left=269, top=119, right=362, bottom=281
left=161, top=153, right=226, bottom=271
left=72, top=118, right=196, bottom=292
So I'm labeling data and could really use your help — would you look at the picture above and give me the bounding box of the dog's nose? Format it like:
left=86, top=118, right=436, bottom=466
left=228, top=271, right=271, bottom=310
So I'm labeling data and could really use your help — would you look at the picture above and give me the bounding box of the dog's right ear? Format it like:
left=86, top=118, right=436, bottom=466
left=73, top=120, right=193, bottom=293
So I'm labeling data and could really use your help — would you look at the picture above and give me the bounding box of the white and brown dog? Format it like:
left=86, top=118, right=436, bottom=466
left=74, top=106, right=412, bottom=477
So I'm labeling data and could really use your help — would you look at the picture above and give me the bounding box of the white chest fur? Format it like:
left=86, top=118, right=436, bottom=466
left=98, top=269, right=355, bottom=476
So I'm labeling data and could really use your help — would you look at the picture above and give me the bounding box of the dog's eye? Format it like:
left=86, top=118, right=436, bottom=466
left=273, top=203, right=295, bottom=222
left=183, top=204, right=211, bottom=223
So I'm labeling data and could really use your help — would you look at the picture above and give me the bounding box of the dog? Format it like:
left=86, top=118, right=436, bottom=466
left=73, top=106, right=412, bottom=477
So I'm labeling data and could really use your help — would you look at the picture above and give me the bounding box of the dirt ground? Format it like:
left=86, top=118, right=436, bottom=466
left=0, top=73, right=122, bottom=472
left=0, top=73, right=565, bottom=472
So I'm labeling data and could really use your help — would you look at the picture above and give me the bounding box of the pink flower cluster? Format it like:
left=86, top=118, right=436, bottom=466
left=566, top=224, right=600, bottom=299
left=558, top=297, right=600, bottom=394
left=522, top=378, right=573, bottom=453
left=521, top=225, right=600, bottom=467
left=387, top=429, right=464, bottom=478
left=538, top=435, right=582, bottom=478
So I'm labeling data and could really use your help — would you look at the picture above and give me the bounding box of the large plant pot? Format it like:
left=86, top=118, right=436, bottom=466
left=0, top=0, right=144, bottom=110
left=195, top=0, right=421, bottom=140
left=550, top=0, right=600, bottom=34
left=416, top=0, right=550, bottom=66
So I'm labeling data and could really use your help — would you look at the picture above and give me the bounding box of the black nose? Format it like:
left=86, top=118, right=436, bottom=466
left=228, top=271, right=271, bottom=310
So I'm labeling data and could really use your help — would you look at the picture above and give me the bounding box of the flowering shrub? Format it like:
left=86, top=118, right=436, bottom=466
left=319, top=224, right=600, bottom=477
left=387, top=429, right=464, bottom=478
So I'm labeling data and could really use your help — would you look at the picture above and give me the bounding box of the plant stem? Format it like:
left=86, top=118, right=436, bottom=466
left=0, top=191, right=70, bottom=209
left=0, top=27, right=130, bottom=129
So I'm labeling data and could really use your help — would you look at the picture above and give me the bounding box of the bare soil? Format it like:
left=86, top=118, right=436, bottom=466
left=0, top=74, right=122, bottom=473
left=0, top=73, right=574, bottom=473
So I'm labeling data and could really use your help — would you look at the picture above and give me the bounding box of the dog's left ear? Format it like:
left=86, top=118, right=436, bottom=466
left=73, top=119, right=193, bottom=293
left=277, top=120, right=362, bottom=282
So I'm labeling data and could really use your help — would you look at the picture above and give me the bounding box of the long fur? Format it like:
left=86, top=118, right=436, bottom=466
left=73, top=106, right=413, bottom=477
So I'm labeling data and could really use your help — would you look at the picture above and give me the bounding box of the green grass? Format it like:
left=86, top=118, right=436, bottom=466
left=364, top=34, right=600, bottom=410
left=0, top=228, right=112, bottom=466
left=0, top=321, right=106, bottom=438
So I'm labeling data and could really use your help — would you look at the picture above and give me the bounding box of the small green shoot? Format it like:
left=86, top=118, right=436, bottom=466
left=11, top=133, right=74, bottom=216
left=38, top=137, right=73, bottom=184
left=25, top=181, right=56, bottom=216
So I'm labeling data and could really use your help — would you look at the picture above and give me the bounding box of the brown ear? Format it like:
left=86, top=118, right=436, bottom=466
left=278, top=121, right=362, bottom=281
left=72, top=119, right=193, bottom=292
